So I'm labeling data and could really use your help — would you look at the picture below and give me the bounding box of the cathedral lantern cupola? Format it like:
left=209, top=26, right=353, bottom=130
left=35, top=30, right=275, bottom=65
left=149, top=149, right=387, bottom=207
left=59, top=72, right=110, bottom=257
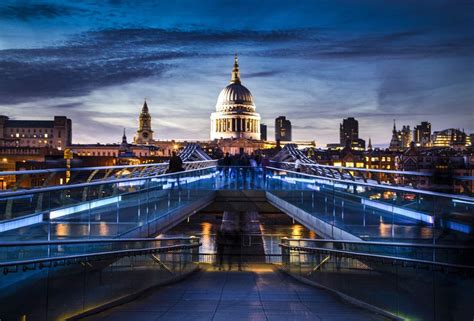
left=134, top=99, right=154, bottom=144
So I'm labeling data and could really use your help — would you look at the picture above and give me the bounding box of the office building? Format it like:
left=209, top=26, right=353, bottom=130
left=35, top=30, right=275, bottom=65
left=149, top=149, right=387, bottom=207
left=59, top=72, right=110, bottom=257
left=260, top=124, right=267, bottom=141
left=275, top=116, right=292, bottom=141
left=0, top=115, right=71, bottom=150
left=413, top=122, right=432, bottom=147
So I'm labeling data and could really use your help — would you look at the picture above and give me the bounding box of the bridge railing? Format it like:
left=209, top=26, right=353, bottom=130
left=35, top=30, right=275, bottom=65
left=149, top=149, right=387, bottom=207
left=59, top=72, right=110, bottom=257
left=280, top=239, right=474, bottom=321
left=1, top=162, right=473, bottom=243
left=271, top=160, right=473, bottom=195
left=0, top=236, right=200, bottom=270
left=0, top=166, right=219, bottom=241
left=0, top=237, right=200, bottom=320
left=0, top=160, right=217, bottom=191
left=280, top=238, right=474, bottom=266
left=266, top=166, right=474, bottom=243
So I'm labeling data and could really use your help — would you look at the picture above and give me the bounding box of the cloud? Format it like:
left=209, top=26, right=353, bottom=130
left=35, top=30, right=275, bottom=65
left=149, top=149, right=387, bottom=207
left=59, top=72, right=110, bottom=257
left=0, top=28, right=309, bottom=104
left=1, top=26, right=472, bottom=105
left=245, top=70, right=283, bottom=79
left=0, top=5, right=472, bottom=146
left=0, top=3, right=77, bottom=20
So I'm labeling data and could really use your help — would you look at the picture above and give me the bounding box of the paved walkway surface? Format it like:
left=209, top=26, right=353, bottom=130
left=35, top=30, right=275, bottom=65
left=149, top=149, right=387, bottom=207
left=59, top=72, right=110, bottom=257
left=84, top=264, right=390, bottom=321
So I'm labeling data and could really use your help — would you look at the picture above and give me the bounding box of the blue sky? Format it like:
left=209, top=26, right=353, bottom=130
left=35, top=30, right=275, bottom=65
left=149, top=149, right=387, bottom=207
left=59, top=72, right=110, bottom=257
left=0, top=0, right=472, bottom=146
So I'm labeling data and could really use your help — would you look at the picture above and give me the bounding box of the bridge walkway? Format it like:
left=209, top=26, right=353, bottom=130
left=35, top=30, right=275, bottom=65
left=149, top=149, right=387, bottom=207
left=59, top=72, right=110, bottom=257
left=83, top=264, right=390, bottom=321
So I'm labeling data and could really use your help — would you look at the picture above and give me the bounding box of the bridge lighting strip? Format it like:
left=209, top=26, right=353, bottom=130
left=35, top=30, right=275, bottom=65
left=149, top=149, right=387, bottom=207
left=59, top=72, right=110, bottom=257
left=49, top=196, right=122, bottom=219
left=361, top=199, right=434, bottom=224
left=439, top=220, right=472, bottom=234
left=361, top=199, right=472, bottom=233
left=452, top=199, right=474, bottom=205
left=0, top=214, right=43, bottom=233
left=117, top=180, right=147, bottom=187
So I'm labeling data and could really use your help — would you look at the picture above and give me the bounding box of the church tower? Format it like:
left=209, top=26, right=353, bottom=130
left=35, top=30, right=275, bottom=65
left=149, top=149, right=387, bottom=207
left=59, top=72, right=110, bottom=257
left=134, top=100, right=154, bottom=144
left=389, top=119, right=402, bottom=151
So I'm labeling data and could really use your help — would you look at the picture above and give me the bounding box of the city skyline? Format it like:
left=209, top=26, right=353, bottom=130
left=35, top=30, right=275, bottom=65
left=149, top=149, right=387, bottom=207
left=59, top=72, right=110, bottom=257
left=0, top=0, right=473, bottom=146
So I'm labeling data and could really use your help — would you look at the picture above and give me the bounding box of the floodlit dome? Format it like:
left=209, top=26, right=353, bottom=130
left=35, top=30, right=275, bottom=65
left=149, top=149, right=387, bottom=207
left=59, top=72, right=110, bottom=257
left=210, top=55, right=261, bottom=140
left=216, top=83, right=254, bottom=110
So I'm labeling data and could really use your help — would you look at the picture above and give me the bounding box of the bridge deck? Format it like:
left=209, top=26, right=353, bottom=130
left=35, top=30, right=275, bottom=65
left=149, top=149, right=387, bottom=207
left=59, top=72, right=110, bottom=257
left=83, top=264, right=389, bottom=321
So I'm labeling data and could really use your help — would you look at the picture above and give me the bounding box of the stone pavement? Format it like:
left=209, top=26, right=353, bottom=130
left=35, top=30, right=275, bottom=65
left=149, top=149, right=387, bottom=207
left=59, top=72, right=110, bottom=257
left=83, top=264, right=390, bottom=321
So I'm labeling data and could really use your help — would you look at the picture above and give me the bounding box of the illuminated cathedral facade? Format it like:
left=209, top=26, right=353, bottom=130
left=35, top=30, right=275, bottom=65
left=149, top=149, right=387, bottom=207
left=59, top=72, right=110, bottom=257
left=210, top=55, right=261, bottom=140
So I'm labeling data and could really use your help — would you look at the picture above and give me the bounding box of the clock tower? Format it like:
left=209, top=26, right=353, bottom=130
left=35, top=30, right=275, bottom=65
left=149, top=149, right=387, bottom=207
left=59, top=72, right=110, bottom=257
left=134, top=100, right=154, bottom=144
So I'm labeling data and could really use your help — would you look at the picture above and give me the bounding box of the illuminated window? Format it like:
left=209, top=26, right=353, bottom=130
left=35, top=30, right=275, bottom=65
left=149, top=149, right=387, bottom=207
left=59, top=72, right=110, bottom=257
left=333, top=162, right=342, bottom=167
left=346, top=162, right=354, bottom=167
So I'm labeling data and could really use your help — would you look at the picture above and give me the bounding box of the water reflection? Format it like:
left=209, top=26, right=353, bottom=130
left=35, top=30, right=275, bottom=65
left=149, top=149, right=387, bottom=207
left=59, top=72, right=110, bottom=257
left=291, top=224, right=304, bottom=238
left=98, top=222, right=110, bottom=236
left=200, top=222, right=214, bottom=253
left=160, top=212, right=319, bottom=256
left=54, top=223, right=70, bottom=237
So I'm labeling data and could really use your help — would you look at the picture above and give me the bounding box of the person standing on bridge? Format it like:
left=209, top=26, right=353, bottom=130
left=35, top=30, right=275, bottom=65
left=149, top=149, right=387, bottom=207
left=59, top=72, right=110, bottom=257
left=167, top=151, right=184, bottom=173
left=222, top=152, right=232, bottom=178
left=294, top=155, right=302, bottom=172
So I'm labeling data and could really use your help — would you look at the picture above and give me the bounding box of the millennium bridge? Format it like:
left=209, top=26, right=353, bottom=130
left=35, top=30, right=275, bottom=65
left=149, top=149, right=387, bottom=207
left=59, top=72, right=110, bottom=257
left=0, top=145, right=473, bottom=321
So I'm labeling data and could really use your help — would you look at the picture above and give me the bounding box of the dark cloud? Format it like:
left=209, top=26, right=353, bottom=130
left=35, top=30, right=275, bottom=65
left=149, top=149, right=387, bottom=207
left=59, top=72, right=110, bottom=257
left=0, top=3, right=77, bottom=20
left=43, top=102, right=85, bottom=109
left=3, top=26, right=467, bottom=105
left=254, top=30, right=474, bottom=59
left=0, top=28, right=310, bottom=104
left=0, top=57, right=169, bottom=104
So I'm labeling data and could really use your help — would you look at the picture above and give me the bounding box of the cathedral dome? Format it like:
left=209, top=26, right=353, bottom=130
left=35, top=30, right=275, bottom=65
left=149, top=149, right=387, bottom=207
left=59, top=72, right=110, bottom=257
left=210, top=54, right=261, bottom=141
left=216, top=83, right=254, bottom=109
left=215, top=54, right=256, bottom=113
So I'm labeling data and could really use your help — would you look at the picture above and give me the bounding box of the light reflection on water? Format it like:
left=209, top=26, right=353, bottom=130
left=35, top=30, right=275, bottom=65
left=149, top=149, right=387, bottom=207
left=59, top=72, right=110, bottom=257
left=160, top=213, right=318, bottom=255
left=200, top=222, right=214, bottom=253
left=98, top=222, right=110, bottom=236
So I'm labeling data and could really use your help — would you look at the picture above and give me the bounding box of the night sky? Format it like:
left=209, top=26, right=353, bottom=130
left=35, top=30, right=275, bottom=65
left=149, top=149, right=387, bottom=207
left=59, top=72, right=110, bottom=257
left=0, top=0, right=473, bottom=147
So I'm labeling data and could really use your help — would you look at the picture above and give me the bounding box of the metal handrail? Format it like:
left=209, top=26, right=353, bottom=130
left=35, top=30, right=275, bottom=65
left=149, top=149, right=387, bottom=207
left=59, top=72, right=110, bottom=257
left=279, top=243, right=474, bottom=270
left=0, top=237, right=197, bottom=247
left=454, top=176, right=474, bottom=181
left=0, top=243, right=201, bottom=268
left=271, top=160, right=433, bottom=177
left=267, top=166, right=474, bottom=202
left=281, top=238, right=474, bottom=250
left=0, top=160, right=217, bottom=176
left=0, top=165, right=217, bottom=198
